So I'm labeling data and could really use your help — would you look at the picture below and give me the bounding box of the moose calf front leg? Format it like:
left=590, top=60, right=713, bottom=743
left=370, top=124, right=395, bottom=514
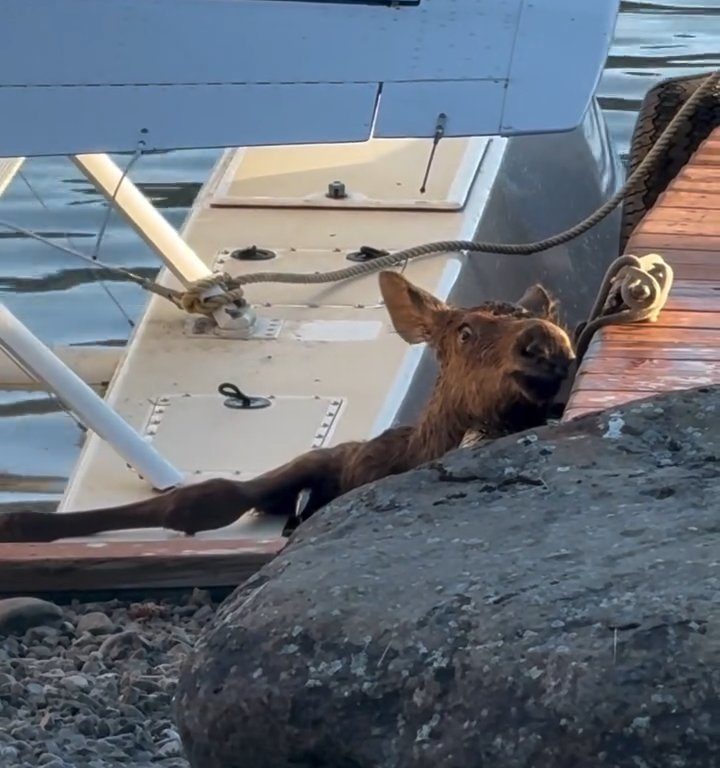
left=0, top=449, right=342, bottom=543
left=0, top=477, right=253, bottom=543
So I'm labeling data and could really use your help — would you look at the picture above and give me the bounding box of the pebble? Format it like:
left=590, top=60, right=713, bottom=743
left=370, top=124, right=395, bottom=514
left=99, top=630, right=147, bottom=661
left=76, top=612, right=116, bottom=636
left=0, top=745, right=19, bottom=761
left=62, top=674, right=90, bottom=692
left=0, top=598, right=63, bottom=635
left=0, top=595, right=218, bottom=767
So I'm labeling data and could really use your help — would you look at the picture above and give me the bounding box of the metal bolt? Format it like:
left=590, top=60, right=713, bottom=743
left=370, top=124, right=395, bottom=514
left=326, top=180, right=348, bottom=200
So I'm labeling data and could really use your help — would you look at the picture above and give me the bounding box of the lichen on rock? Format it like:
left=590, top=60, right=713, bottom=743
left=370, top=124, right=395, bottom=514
left=175, top=386, right=720, bottom=768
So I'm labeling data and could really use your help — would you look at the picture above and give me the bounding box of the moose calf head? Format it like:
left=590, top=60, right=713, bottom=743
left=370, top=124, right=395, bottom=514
left=378, top=271, right=575, bottom=422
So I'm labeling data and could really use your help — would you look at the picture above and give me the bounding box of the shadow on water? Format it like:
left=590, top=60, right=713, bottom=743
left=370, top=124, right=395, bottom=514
left=0, top=0, right=718, bottom=502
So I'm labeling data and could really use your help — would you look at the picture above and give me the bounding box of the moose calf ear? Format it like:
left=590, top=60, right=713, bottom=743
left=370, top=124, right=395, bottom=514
left=517, top=284, right=559, bottom=321
left=379, top=271, right=448, bottom=344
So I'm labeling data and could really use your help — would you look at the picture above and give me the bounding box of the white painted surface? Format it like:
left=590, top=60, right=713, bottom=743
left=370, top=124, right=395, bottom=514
left=292, top=320, right=383, bottom=343
left=0, top=0, right=619, bottom=152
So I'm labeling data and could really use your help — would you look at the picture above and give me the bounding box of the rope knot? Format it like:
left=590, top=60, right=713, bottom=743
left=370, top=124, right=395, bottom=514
left=573, top=253, right=674, bottom=363
left=178, top=272, right=247, bottom=316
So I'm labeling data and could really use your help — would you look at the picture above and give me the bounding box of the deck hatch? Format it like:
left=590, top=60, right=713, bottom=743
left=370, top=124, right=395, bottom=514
left=208, top=137, right=489, bottom=211
left=140, top=394, right=344, bottom=475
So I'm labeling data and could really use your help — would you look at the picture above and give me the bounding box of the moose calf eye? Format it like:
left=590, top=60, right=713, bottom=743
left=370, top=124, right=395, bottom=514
left=458, top=325, right=473, bottom=343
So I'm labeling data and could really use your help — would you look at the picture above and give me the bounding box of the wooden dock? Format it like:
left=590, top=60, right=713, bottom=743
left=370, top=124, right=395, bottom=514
left=564, top=126, right=720, bottom=421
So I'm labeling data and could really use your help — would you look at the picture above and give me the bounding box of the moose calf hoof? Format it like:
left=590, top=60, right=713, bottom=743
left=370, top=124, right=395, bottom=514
left=163, top=514, right=204, bottom=537
left=161, top=477, right=253, bottom=536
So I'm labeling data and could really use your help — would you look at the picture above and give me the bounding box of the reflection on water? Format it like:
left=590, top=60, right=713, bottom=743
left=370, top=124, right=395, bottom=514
left=0, top=1, right=719, bottom=503
left=600, top=0, right=720, bottom=146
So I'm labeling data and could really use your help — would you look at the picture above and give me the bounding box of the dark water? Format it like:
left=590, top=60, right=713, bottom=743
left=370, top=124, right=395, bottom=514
left=1, top=0, right=719, bottom=503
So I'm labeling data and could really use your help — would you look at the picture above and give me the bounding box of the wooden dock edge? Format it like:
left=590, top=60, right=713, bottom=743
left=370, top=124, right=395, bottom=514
left=564, top=127, right=720, bottom=421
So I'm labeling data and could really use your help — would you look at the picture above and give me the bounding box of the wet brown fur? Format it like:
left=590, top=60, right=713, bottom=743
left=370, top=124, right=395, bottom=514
left=0, top=271, right=575, bottom=543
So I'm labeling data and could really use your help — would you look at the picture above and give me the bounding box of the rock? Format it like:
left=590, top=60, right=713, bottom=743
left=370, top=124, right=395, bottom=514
left=0, top=671, right=15, bottom=695
left=158, top=727, right=184, bottom=758
left=80, top=658, right=103, bottom=675
left=98, top=630, right=147, bottom=661
left=0, top=745, right=19, bottom=762
left=62, top=674, right=90, bottom=692
left=175, top=386, right=720, bottom=768
left=76, top=612, right=115, bottom=635
left=25, top=682, right=45, bottom=699
left=190, top=589, right=212, bottom=607
left=0, top=598, right=63, bottom=635
left=37, top=754, right=66, bottom=768
left=192, top=605, right=214, bottom=623
left=27, top=645, right=54, bottom=661
left=76, top=715, right=99, bottom=737
left=24, top=626, right=61, bottom=644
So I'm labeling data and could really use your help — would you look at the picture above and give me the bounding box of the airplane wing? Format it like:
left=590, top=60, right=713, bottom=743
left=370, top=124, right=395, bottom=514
left=0, top=0, right=620, bottom=155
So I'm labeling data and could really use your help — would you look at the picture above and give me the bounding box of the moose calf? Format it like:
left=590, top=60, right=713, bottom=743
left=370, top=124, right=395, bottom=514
left=0, top=271, right=575, bottom=543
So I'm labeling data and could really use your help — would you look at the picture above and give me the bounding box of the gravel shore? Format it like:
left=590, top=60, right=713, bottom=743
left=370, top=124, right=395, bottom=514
left=0, top=590, right=220, bottom=768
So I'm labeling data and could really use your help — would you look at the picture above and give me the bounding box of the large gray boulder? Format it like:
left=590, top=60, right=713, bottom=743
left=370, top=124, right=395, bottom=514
left=175, top=386, right=720, bottom=768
